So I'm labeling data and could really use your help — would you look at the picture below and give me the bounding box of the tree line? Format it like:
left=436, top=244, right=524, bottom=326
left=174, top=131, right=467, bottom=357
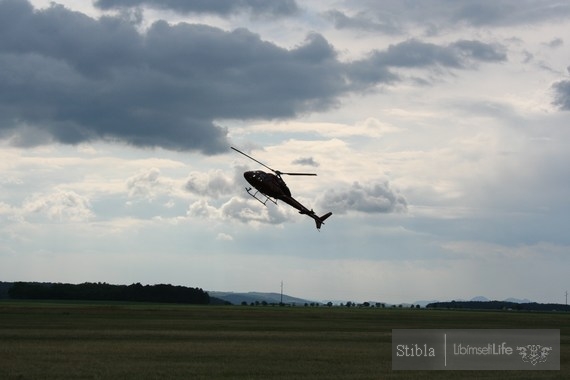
left=426, top=300, right=570, bottom=312
left=8, top=282, right=210, bottom=304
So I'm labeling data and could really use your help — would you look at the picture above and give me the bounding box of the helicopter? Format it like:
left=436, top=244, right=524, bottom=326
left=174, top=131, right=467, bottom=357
left=231, top=147, right=332, bottom=230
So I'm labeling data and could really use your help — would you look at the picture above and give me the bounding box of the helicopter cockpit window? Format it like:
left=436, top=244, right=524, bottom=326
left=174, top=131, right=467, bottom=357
left=250, top=171, right=264, bottom=183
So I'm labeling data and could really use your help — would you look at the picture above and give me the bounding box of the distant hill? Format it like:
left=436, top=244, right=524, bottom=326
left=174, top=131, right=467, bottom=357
left=209, top=291, right=318, bottom=305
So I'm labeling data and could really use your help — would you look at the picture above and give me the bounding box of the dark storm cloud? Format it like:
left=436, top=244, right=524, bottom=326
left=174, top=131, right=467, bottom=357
left=552, top=80, right=570, bottom=110
left=375, top=39, right=506, bottom=68
left=346, top=39, right=506, bottom=86
left=94, top=0, right=299, bottom=17
left=446, top=0, right=570, bottom=27
left=319, top=181, right=407, bottom=215
left=0, top=1, right=324, bottom=152
left=331, top=1, right=570, bottom=34
left=0, top=1, right=508, bottom=153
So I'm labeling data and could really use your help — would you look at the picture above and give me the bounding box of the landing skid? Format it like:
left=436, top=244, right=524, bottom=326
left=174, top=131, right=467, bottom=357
left=246, top=187, right=277, bottom=206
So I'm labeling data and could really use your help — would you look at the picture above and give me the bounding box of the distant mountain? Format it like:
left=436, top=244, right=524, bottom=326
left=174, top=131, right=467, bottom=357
left=209, top=291, right=317, bottom=305
left=471, top=296, right=490, bottom=302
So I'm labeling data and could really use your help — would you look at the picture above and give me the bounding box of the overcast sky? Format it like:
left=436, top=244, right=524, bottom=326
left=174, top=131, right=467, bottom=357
left=1, top=0, right=569, bottom=304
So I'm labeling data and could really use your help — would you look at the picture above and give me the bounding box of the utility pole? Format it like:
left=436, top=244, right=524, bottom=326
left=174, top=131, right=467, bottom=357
left=280, top=281, right=283, bottom=305
left=566, top=291, right=568, bottom=306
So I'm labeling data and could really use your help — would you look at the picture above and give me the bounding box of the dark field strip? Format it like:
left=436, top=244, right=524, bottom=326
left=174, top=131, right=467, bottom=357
left=0, top=301, right=568, bottom=379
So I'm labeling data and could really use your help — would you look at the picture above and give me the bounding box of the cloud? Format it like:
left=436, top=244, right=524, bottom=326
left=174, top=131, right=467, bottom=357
left=319, top=181, right=407, bottom=215
left=346, top=39, right=506, bottom=87
left=0, top=1, right=338, bottom=152
left=187, top=198, right=219, bottom=219
left=0, top=1, right=228, bottom=153
left=184, top=169, right=235, bottom=198
left=94, top=0, right=300, bottom=17
left=552, top=80, right=570, bottom=110
left=220, top=197, right=289, bottom=225
left=440, top=240, right=569, bottom=261
left=187, top=197, right=290, bottom=226
left=340, top=0, right=570, bottom=34
left=216, top=232, right=234, bottom=241
left=374, top=39, right=506, bottom=69
left=445, top=0, right=570, bottom=27
left=126, top=167, right=164, bottom=201
left=243, top=118, right=402, bottom=139
left=0, top=1, right=509, bottom=154
left=0, top=201, right=17, bottom=221
left=291, top=157, right=319, bottom=167
left=544, top=38, right=564, bottom=49
left=324, top=9, right=401, bottom=34
left=22, top=190, right=94, bottom=222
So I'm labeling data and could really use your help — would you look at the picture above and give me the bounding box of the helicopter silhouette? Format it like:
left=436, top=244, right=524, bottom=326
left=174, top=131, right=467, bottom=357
left=231, top=147, right=332, bottom=230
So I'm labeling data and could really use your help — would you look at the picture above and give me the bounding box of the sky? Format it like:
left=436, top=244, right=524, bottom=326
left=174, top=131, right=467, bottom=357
left=1, top=0, right=569, bottom=304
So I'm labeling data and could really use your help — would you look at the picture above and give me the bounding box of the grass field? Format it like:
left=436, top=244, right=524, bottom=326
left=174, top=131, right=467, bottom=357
left=0, top=301, right=568, bottom=379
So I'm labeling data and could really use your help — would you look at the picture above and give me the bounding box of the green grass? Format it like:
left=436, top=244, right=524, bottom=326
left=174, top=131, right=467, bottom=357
left=0, top=301, right=568, bottom=379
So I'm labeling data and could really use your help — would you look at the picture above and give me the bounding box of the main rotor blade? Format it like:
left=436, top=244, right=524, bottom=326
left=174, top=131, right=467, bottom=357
left=279, top=172, right=317, bottom=176
left=231, top=147, right=276, bottom=173
left=232, top=147, right=317, bottom=176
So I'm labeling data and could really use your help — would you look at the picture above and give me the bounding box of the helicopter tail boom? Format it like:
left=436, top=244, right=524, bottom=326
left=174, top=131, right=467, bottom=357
left=312, top=211, right=332, bottom=230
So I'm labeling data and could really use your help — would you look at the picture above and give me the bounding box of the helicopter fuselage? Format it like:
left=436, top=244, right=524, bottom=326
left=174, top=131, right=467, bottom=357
left=243, top=170, right=314, bottom=213
left=244, top=170, right=291, bottom=199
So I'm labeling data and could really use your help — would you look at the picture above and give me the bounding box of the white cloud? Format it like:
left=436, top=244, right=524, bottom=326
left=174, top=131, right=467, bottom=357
left=125, top=167, right=184, bottom=203
left=184, top=169, right=235, bottom=198
left=22, top=190, right=94, bottom=222
left=216, top=233, right=234, bottom=241
left=319, top=180, right=407, bottom=214
left=126, top=167, right=162, bottom=200
left=239, top=117, right=403, bottom=139
left=187, top=199, right=219, bottom=219
left=219, top=197, right=290, bottom=226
